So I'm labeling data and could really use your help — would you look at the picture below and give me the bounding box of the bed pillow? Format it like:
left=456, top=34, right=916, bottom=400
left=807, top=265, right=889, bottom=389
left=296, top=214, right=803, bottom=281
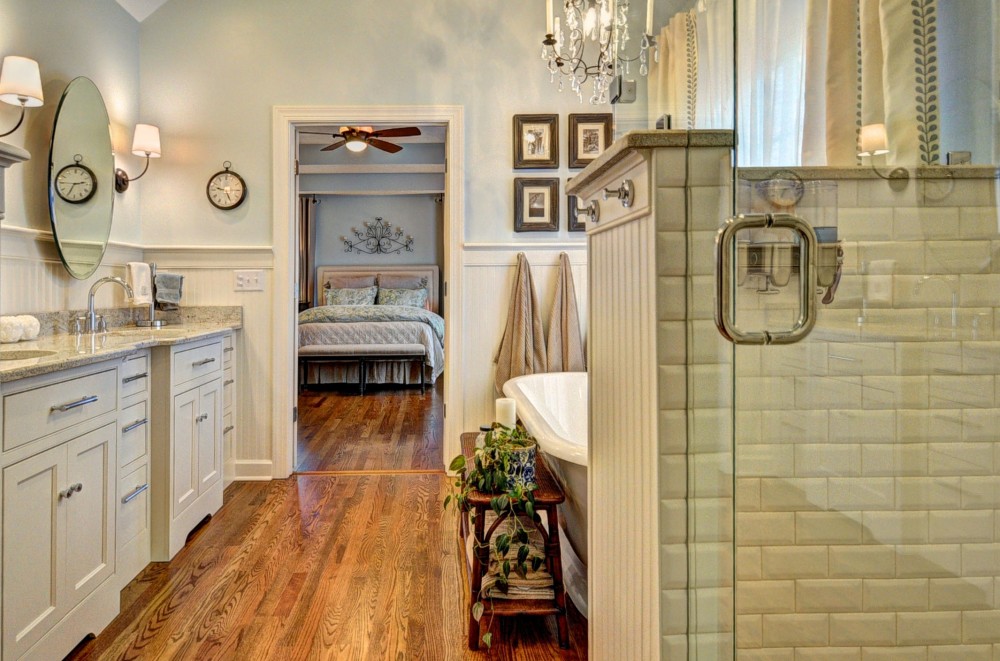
left=327, top=274, right=377, bottom=288
left=325, top=286, right=378, bottom=306
left=377, top=274, right=429, bottom=290
left=377, top=287, right=428, bottom=308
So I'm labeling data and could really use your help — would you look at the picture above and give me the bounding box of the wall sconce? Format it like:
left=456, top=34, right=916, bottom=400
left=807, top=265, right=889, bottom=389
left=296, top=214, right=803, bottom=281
left=858, top=123, right=909, bottom=181
left=114, top=123, right=160, bottom=192
left=0, top=56, right=44, bottom=138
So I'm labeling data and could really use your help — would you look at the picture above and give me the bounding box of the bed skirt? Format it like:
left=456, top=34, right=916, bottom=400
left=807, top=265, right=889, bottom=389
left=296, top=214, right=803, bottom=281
left=304, top=360, right=438, bottom=386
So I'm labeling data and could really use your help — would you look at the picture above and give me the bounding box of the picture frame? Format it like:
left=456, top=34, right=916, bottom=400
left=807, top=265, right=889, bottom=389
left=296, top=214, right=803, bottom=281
left=514, top=178, right=559, bottom=232
left=513, top=114, right=559, bottom=169
left=567, top=193, right=586, bottom=232
left=568, top=113, right=612, bottom=169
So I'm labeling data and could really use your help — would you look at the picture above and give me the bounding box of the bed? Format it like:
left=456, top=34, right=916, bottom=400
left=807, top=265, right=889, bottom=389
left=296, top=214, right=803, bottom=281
left=297, top=265, right=444, bottom=391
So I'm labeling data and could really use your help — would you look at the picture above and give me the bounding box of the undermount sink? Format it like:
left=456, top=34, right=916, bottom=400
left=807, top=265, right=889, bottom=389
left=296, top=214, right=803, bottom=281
left=0, top=349, right=57, bottom=361
left=106, top=328, right=188, bottom=338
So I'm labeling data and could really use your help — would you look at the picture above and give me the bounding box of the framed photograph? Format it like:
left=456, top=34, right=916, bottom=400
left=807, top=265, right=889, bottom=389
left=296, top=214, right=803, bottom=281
left=569, top=113, right=612, bottom=168
left=513, top=114, right=559, bottom=169
left=567, top=193, right=586, bottom=232
left=514, top=178, right=559, bottom=231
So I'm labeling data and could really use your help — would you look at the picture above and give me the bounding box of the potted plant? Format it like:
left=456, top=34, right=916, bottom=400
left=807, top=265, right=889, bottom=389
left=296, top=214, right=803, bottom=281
left=445, top=424, right=547, bottom=649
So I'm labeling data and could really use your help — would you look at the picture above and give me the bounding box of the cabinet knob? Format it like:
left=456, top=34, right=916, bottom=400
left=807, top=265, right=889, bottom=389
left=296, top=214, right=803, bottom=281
left=196, top=413, right=209, bottom=423
left=603, top=179, right=634, bottom=208
left=58, top=483, right=83, bottom=500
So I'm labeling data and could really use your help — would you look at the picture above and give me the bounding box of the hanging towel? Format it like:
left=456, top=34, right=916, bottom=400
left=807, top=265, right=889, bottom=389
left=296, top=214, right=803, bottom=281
left=154, top=272, right=184, bottom=311
left=547, top=252, right=586, bottom=372
left=494, top=253, right=547, bottom=394
left=127, top=262, right=153, bottom=305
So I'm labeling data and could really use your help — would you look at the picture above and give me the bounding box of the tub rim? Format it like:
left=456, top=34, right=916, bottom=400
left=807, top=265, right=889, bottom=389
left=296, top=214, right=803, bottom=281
left=502, top=371, right=588, bottom=466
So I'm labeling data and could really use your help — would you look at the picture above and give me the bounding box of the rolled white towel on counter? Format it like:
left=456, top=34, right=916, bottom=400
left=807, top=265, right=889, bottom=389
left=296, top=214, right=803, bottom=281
left=0, top=316, right=23, bottom=343
left=127, top=262, right=153, bottom=305
left=15, top=315, right=40, bottom=340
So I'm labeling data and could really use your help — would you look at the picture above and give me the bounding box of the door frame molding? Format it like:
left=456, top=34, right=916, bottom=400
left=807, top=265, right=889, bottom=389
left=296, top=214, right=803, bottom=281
left=271, top=105, right=465, bottom=477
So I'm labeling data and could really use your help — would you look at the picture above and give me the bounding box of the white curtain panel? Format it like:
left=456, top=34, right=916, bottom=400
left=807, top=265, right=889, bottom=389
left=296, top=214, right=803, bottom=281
left=695, top=0, right=735, bottom=130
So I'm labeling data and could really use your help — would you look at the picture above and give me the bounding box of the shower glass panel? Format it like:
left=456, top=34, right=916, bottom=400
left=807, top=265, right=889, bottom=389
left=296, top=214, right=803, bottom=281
left=630, top=0, right=1000, bottom=658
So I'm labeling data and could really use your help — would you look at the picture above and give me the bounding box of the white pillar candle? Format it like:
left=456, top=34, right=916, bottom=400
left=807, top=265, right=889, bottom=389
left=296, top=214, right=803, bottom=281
left=496, top=398, right=517, bottom=428
left=646, top=0, right=655, bottom=34
left=546, top=0, right=554, bottom=34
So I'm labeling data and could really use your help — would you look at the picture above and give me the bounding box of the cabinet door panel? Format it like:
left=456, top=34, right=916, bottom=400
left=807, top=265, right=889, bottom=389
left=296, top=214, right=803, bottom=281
left=172, top=388, right=199, bottom=517
left=64, top=423, right=116, bottom=604
left=197, top=381, right=222, bottom=492
left=3, top=445, right=66, bottom=658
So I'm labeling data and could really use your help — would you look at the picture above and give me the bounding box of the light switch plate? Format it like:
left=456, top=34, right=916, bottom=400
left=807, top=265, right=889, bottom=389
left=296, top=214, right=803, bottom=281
left=234, top=269, right=264, bottom=291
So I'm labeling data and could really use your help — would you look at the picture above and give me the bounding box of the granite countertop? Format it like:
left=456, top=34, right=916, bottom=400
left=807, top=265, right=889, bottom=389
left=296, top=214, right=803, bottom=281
left=0, top=321, right=241, bottom=383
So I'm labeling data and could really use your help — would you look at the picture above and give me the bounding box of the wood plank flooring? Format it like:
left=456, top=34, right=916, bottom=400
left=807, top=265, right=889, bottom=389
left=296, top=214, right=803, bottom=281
left=65, top=386, right=587, bottom=660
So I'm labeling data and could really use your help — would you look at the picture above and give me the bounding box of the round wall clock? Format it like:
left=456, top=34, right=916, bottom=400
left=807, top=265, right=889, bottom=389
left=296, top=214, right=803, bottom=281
left=206, top=161, right=247, bottom=210
left=55, top=154, right=97, bottom=204
left=757, top=171, right=804, bottom=208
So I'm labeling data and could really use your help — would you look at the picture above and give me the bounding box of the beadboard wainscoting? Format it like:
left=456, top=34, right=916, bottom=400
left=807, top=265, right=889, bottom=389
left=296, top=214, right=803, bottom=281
left=143, top=246, right=273, bottom=481
left=460, top=244, right=588, bottom=433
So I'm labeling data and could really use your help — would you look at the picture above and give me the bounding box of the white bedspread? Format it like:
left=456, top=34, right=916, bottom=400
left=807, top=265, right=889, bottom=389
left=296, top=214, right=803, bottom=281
left=299, top=320, right=444, bottom=383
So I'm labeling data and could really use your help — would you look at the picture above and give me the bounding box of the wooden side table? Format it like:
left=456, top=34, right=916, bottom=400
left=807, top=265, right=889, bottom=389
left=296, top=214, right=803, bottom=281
left=458, top=432, right=569, bottom=650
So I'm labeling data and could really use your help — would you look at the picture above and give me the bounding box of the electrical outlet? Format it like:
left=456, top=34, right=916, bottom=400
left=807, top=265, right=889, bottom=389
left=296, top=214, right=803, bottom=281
left=234, top=269, right=264, bottom=291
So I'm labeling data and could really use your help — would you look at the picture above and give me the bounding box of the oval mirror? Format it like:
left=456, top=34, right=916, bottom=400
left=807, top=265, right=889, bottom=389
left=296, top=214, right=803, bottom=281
left=48, top=77, right=114, bottom=280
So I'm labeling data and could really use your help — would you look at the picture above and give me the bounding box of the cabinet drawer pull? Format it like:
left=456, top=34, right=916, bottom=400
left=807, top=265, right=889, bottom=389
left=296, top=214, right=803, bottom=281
left=51, top=395, right=98, bottom=413
left=122, top=372, right=148, bottom=384
left=223, top=425, right=234, bottom=433
left=121, top=483, right=149, bottom=504
left=223, top=347, right=234, bottom=353
left=224, top=379, right=234, bottom=386
left=192, top=357, right=216, bottom=367
left=196, top=413, right=209, bottom=423
left=122, top=418, right=149, bottom=434
left=58, top=482, right=83, bottom=500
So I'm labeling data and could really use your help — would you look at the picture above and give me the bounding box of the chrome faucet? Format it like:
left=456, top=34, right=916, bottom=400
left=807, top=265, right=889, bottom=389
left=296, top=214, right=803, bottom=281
left=87, top=277, right=134, bottom=333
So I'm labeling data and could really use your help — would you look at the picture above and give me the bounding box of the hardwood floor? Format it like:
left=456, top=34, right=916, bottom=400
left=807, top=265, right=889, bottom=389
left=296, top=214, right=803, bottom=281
left=66, top=385, right=587, bottom=660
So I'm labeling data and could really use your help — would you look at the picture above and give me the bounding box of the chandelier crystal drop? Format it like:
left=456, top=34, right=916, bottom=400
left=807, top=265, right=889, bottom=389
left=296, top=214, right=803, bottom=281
left=542, top=0, right=658, bottom=104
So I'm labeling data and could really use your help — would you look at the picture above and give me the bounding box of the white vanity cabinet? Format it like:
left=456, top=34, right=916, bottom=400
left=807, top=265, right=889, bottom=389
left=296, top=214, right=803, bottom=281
left=116, top=350, right=151, bottom=590
left=1, top=361, right=121, bottom=661
left=150, top=333, right=229, bottom=561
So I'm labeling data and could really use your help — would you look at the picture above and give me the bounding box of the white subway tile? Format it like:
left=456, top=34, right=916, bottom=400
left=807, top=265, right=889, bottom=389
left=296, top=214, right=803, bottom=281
left=893, top=207, right=960, bottom=240
left=737, top=512, right=796, bottom=546
left=828, top=342, right=896, bottom=376
left=760, top=342, right=830, bottom=377
left=690, top=231, right=718, bottom=276
left=960, top=476, right=1000, bottom=509
left=923, top=179, right=996, bottom=208
left=736, top=580, right=795, bottom=614
left=656, top=188, right=688, bottom=230
left=960, top=274, right=1000, bottom=308
left=895, top=477, right=963, bottom=510
left=694, top=587, right=734, bottom=631
left=863, top=375, right=930, bottom=410
left=737, top=478, right=761, bottom=512
left=796, top=579, right=863, bottom=613
left=857, top=181, right=921, bottom=209
left=760, top=546, right=828, bottom=580
left=659, top=365, right=687, bottom=410
left=962, top=544, right=1000, bottom=578
left=736, top=546, right=762, bottom=580
left=832, top=409, right=896, bottom=444
left=895, top=275, right=958, bottom=308
left=962, top=342, right=1000, bottom=375
left=736, top=410, right=763, bottom=444
left=693, top=498, right=734, bottom=543
left=693, top=631, right=734, bottom=659
left=962, top=611, right=1000, bottom=644
left=693, top=364, right=734, bottom=408
left=863, top=578, right=929, bottom=612
left=662, top=588, right=688, bottom=635
left=829, top=477, right=895, bottom=510
left=760, top=478, right=828, bottom=511
left=830, top=612, right=896, bottom=646
left=688, top=149, right=731, bottom=187
left=657, top=231, right=687, bottom=276
left=739, top=445, right=795, bottom=478
left=863, top=511, right=929, bottom=545
left=928, top=577, right=994, bottom=611
left=897, top=611, right=962, bottom=645
left=797, top=445, right=862, bottom=477
left=661, top=499, right=687, bottom=545
left=660, top=410, right=688, bottom=456
left=655, top=151, right=688, bottom=189
left=737, top=345, right=762, bottom=376
left=660, top=455, right=687, bottom=500
left=862, top=443, right=928, bottom=477
left=795, top=647, right=863, bottom=661
left=960, top=207, right=1000, bottom=239
left=929, top=375, right=994, bottom=409
left=829, top=546, right=895, bottom=578
left=925, top=240, right=992, bottom=273
left=895, top=544, right=962, bottom=578
left=739, top=649, right=794, bottom=661
left=840, top=208, right=894, bottom=240
left=690, top=185, right=732, bottom=230
left=796, top=376, right=863, bottom=410
left=658, top=321, right=687, bottom=365
left=860, top=241, right=925, bottom=274
left=928, top=510, right=994, bottom=544
left=736, top=614, right=762, bottom=648
left=928, top=645, right=992, bottom=661
left=657, top=275, right=688, bottom=320
left=691, top=408, right=731, bottom=454
left=861, top=647, right=928, bottom=661
left=897, top=410, right=962, bottom=444
left=762, top=410, right=830, bottom=445
left=692, top=319, right=732, bottom=364
left=797, top=511, right=863, bottom=545
left=692, top=452, right=734, bottom=498
left=739, top=376, right=797, bottom=411
left=662, top=634, right=688, bottom=660
left=762, top=614, right=829, bottom=647
left=661, top=543, right=688, bottom=589
left=896, top=342, right=962, bottom=376
left=928, top=443, right=994, bottom=476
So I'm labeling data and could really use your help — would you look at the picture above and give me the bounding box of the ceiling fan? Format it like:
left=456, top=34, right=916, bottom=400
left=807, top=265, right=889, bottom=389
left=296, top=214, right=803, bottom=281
left=300, top=126, right=421, bottom=153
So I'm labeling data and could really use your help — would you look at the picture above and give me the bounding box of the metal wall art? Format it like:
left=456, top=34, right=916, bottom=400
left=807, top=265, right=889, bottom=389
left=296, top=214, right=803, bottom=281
left=341, top=217, right=415, bottom=255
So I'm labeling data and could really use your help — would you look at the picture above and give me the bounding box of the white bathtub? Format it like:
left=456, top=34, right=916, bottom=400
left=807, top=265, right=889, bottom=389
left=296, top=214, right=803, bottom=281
left=503, top=371, right=588, bottom=618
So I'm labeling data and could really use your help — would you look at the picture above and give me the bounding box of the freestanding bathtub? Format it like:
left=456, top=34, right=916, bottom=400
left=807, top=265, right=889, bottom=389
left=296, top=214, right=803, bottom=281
left=503, top=371, right=588, bottom=618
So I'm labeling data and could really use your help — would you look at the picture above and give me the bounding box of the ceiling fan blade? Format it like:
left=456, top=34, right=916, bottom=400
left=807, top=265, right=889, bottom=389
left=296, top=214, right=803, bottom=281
left=370, top=127, right=421, bottom=138
left=300, top=131, right=345, bottom=137
left=321, top=140, right=348, bottom=151
left=367, top=138, right=403, bottom=153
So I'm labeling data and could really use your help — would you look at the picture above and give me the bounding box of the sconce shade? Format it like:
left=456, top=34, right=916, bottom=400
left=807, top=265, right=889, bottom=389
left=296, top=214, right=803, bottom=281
left=131, top=123, right=161, bottom=157
left=858, top=123, right=889, bottom=157
left=0, top=56, right=43, bottom=107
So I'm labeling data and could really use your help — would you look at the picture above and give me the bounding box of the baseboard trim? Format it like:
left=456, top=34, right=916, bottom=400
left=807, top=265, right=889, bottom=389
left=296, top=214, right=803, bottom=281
left=233, top=460, right=274, bottom=481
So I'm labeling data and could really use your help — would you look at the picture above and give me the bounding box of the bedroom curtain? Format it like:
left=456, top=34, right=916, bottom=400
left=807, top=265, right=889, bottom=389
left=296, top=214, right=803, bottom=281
left=649, top=0, right=941, bottom=166
left=298, top=195, right=317, bottom=308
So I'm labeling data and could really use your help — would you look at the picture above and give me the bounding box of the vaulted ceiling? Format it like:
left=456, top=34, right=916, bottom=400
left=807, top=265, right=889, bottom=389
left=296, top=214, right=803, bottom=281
left=115, top=0, right=170, bottom=22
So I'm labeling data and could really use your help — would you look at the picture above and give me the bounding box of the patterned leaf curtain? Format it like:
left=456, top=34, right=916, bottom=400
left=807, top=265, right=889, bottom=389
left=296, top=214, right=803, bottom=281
left=298, top=195, right=317, bottom=309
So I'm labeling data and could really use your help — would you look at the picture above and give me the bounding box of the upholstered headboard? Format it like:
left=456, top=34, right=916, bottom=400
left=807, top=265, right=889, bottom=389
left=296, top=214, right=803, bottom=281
left=316, top=265, right=441, bottom=314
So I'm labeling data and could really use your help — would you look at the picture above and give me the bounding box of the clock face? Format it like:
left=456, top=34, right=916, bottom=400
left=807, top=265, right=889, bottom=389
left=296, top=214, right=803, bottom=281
left=55, top=164, right=97, bottom=204
left=207, top=170, right=247, bottom=210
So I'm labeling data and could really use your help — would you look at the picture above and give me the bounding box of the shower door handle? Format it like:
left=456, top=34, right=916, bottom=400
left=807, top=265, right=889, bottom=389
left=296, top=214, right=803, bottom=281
left=715, top=213, right=818, bottom=345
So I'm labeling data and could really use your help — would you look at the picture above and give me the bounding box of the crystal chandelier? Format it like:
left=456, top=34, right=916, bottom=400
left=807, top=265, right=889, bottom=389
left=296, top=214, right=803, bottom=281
left=542, top=0, right=658, bottom=104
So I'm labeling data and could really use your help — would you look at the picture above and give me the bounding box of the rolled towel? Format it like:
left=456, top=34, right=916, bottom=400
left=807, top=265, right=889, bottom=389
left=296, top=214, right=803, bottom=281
left=154, top=272, right=184, bottom=311
left=127, top=262, right=153, bottom=305
left=15, top=315, right=40, bottom=340
left=0, top=316, right=23, bottom=344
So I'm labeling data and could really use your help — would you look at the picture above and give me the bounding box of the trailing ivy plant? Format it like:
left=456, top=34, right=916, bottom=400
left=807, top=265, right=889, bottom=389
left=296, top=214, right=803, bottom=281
left=444, top=424, right=546, bottom=649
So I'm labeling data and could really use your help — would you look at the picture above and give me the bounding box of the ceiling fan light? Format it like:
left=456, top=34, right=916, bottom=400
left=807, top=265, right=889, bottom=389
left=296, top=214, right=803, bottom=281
left=345, top=137, right=367, bottom=152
